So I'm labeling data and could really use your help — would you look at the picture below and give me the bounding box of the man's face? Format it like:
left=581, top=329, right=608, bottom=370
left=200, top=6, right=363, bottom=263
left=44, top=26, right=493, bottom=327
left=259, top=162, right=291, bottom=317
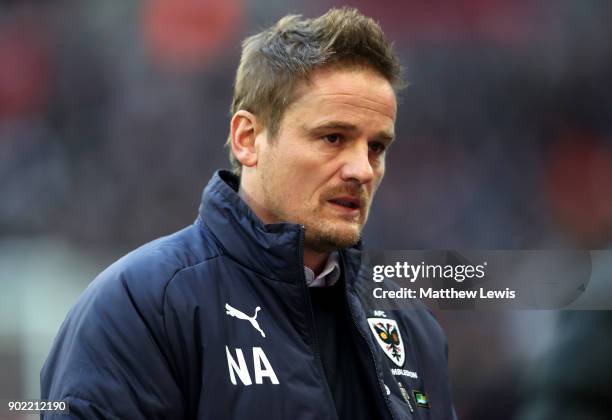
left=254, top=66, right=397, bottom=252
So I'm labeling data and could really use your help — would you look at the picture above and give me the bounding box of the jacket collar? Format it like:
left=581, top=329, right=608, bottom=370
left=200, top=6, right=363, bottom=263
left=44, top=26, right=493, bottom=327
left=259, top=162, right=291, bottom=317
left=198, top=170, right=362, bottom=285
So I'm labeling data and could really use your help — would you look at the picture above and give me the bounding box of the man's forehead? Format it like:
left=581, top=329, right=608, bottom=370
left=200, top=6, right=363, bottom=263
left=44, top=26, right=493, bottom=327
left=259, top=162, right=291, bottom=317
left=289, top=67, right=397, bottom=120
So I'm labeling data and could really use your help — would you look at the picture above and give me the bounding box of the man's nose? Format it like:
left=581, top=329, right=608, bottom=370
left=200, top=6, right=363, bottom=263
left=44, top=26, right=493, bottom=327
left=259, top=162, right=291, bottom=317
left=339, top=142, right=374, bottom=184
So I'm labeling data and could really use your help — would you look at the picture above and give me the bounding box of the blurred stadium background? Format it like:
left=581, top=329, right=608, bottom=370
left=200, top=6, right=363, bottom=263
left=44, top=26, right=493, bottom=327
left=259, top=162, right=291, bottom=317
left=1, top=0, right=611, bottom=419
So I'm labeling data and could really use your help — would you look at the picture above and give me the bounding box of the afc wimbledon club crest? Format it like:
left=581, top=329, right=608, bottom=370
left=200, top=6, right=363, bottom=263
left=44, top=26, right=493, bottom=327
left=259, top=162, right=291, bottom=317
left=367, top=318, right=405, bottom=367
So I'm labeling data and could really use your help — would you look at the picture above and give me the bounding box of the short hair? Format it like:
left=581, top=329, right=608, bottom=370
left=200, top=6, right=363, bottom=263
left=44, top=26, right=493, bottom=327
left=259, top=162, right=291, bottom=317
left=226, top=7, right=405, bottom=176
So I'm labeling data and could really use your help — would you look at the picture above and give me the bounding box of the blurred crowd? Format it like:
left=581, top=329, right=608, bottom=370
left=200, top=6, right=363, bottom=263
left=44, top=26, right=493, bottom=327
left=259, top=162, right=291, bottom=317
left=1, top=1, right=611, bottom=419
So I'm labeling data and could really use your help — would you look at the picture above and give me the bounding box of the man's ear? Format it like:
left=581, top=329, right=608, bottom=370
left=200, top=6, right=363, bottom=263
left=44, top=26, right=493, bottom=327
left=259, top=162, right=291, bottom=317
left=230, top=110, right=260, bottom=168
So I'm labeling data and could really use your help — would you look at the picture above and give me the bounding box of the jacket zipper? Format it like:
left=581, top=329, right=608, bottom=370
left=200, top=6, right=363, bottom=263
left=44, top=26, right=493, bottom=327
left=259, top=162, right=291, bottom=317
left=342, top=255, right=398, bottom=420
left=298, top=227, right=338, bottom=420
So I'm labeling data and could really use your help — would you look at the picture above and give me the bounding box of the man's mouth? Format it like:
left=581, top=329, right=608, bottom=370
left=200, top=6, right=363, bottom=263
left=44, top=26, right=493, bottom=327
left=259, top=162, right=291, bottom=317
left=328, top=196, right=361, bottom=210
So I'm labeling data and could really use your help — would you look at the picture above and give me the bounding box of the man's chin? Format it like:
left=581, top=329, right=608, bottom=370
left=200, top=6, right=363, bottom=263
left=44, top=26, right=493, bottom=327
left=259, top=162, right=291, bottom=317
left=303, top=225, right=361, bottom=252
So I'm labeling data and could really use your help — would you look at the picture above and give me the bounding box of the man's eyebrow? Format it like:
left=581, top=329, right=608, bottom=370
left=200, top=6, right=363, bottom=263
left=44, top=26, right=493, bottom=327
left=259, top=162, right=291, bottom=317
left=374, top=131, right=395, bottom=145
left=304, top=121, right=359, bottom=132
left=304, top=121, right=395, bottom=143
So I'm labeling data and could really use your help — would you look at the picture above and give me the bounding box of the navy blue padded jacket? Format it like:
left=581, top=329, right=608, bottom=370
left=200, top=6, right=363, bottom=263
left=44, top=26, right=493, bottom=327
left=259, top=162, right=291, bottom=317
left=41, top=170, right=457, bottom=419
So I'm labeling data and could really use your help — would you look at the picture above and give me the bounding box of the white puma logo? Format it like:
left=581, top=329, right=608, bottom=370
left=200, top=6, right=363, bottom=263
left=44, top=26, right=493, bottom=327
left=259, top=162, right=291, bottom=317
left=225, top=303, right=266, bottom=338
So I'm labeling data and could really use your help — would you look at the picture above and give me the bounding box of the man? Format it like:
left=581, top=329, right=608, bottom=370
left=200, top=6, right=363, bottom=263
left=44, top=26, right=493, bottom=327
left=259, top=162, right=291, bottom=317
left=42, top=8, right=457, bottom=419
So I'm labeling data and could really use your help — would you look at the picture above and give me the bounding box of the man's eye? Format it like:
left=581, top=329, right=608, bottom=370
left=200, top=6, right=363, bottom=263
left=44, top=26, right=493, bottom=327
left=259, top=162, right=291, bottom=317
left=323, top=134, right=342, bottom=144
left=369, top=142, right=386, bottom=154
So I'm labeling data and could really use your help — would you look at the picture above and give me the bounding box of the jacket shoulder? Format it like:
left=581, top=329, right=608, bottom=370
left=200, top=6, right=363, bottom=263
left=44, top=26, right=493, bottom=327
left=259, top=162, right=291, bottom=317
left=41, top=221, right=220, bottom=417
left=94, top=220, right=219, bottom=303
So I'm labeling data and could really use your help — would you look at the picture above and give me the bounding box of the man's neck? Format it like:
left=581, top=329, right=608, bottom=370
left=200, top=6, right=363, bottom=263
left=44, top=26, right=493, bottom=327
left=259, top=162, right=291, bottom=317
left=238, top=185, right=277, bottom=224
left=304, top=249, right=330, bottom=276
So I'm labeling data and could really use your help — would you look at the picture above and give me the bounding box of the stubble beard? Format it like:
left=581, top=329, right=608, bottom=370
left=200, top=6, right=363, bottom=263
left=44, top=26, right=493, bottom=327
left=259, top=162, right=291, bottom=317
left=305, top=185, right=370, bottom=252
left=262, top=184, right=368, bottom=252
left=258, top=163, right=369, bottom=252
left=303, top=214, right=363, bottom=252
